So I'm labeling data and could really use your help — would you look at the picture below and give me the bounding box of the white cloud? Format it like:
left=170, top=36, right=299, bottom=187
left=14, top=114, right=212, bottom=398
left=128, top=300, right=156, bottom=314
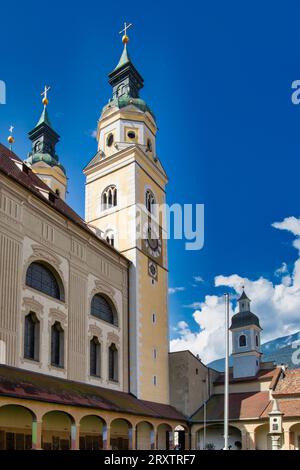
left=91, top=129, right=97, bottom=139
left=184, top=302, right=202, bottom=309
left=193, top=276, right=204, bottom=283
left=272, top=216, right=300, bottom=237
left=170, top=296, right=234, bottom=363
left=168, top=286, right=185, bottom=295
left=275, top=262, right=288, bottom=277
left=170, top=216, right=300, bottom=364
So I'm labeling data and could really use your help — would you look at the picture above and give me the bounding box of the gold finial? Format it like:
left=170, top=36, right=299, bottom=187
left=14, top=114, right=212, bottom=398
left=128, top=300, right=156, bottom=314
left=119, top=22, right=133, bottom=44
left=41, top=85, right=51, bottom=107
left=7, top=125, right=15, bottom=147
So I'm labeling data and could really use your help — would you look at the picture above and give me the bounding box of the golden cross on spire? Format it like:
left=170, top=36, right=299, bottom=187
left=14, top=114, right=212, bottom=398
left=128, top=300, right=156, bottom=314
left=119, top=22, right=133, bottom=44
left=9, top=125, right=14, bottom=134
left=41, top=85, right=51, bottom=107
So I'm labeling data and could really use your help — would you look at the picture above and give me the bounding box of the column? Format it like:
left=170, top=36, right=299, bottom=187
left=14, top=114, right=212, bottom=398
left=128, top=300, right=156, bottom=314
left=103, top=425, right=111, bottom=450
left=282, top=429, right=290, bottom=450
left=241, top=430, right=248, bottom=450
left=168, top=430, right=174, bottom=450
left=184, top=430, right=190, bottom=451
left=270, top=434, right=282, bottom=450
left=71, top=422, right=80, bottom=450
left=150, top=428, right=156, bottom=450
left=191, top=431, right=197, bottom=450
left=129, top=426, right=136, bottom=450
left=32, top=420, right=42, bottom=450
left=248, top=431, right=256, bottom=450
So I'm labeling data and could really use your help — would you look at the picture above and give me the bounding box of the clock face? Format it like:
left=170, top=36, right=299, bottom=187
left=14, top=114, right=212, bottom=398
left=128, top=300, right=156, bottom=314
left=148, top=260, right=158, bottom=280
left=143, top=223, right=162, bottom=259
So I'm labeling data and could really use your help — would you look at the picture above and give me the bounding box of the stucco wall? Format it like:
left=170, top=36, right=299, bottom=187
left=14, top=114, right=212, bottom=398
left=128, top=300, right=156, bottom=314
left=169, top=351, right=219, bottom=417
left=0, top=172, right=129, bottom=392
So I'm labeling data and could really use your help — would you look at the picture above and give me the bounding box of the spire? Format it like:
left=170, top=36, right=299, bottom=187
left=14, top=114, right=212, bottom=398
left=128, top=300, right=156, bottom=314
left=108, top=23, right=144, bottom=101
left=26, top=86, right=66, bottom=176
left=238, top=289, right=250, bottom=302
left=230, top=288, right=261, bottom=330
left=114, top=43, right=131, bottom=71
left=271, top=399, right=280, bottom=413
left=36, top=106, right=52, bottom=128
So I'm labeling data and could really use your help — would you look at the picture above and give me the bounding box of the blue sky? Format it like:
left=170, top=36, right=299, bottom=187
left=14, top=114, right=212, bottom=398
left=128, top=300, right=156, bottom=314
left=1, top=0, right=300, bottom=361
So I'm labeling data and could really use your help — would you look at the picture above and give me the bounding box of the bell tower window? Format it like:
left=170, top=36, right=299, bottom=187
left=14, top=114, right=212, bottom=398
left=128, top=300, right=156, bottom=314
left=102, top=185, right=117, bottom=211
left=145, top=189, right=156, bottom=214
left=106, top=133, right=114, bottom=147
left=239, top=334, right=247, bottom=347
left=146, top=138, right=153, bottom=153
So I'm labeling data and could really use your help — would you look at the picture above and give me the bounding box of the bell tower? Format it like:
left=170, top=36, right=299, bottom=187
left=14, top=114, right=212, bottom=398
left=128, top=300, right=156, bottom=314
left=83, top=28, right=169, bottom=403
left=25, top=87, right=67, bottom=200
left=230, top=290, right=262, bottom=379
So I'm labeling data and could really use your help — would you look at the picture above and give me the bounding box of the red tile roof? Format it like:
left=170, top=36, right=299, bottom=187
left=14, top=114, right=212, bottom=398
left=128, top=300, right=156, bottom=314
left=0, top=143, right=128, bottom=262
left=191, top=392, right=270, bottom=422
left=214, top=367, right=277, bottom=385
left=0, top=365, right=185, bottom=422
left=262, top=399, right=300, bottom=418
left=273, top=369, right=300, bottom=397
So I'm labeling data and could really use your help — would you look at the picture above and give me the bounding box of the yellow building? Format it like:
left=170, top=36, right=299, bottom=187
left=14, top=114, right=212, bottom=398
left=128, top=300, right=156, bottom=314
left=0, top=33, right=187, bottom=450
left=83, top=35, right=169, bottom=404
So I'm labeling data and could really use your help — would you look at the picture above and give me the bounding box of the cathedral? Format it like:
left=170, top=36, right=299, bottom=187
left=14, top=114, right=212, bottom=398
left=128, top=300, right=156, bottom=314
left=1, top=29, right=300, bottom=452
left=0, top=30, right=187, bottom=450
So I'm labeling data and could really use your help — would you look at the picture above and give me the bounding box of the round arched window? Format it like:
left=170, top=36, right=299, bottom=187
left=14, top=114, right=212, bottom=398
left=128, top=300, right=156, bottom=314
left=91, top=294, right=117, bottom=326
left=26, top=262, right=64, bottom=301
left=106, top=133, right=114, bottom=147
left=127, top=131, right=136, bottom=139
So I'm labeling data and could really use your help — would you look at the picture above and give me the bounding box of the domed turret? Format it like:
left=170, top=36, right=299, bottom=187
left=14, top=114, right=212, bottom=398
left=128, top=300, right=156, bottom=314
left=25, top=88, right=67, bottom=200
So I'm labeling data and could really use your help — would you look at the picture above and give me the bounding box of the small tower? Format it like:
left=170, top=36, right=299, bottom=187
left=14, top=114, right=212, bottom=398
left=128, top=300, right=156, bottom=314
left=25, top=87, right=67, bottom=200
left=230, top=290, right=262, bottom=379
left=268, top=399, right=284, bottom=450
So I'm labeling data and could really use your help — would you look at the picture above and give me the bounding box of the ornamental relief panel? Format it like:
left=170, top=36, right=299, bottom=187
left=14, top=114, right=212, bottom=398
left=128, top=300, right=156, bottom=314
left=22, top=296, right=44, bottom=317
left=88, top=324, right=103, bottom=340
left=48, top=308, right=67, bottom=326
left=107, top=331, right=120, bottom=346
left=89, top=280, right=117, bottom=308
left=31, top=245, right=62, bottom=267
left=41, top=222, right=55, bottom=244
left=0, top=191, right=21, bottom=222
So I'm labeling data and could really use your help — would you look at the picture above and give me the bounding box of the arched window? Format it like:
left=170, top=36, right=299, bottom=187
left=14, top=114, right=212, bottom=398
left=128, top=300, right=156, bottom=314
left=239, top=334, right=247, bottom=347
left=106, top=233, right=114, bottom=247
left=26, top=262, right=63, bottom=301
left=102, top=185, right=117, bottom=211
left=256, top=335, right=259, bottom=347
left=24, top=312, right=40, bottom=361
left=51, top=321, right=64, bottom=367
left=109, top=343, right=118, bottom=382
left=91, top=294, right=117, bottom=325
left=34, top=141, right=42, bottom=152
left=90, top=336, right=101, bottom=377
left=145, top=189, right=156, bottom=214
left=105, top=229, right=115, bottom=247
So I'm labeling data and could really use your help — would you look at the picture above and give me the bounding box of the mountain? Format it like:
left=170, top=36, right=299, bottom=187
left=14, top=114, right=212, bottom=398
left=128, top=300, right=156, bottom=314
left=209, top=331, right=300, bottom=372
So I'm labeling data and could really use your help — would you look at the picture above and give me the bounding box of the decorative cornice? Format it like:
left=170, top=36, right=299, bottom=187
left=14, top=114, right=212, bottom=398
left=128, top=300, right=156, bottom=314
left=22, top=296, right=44, bottom=315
